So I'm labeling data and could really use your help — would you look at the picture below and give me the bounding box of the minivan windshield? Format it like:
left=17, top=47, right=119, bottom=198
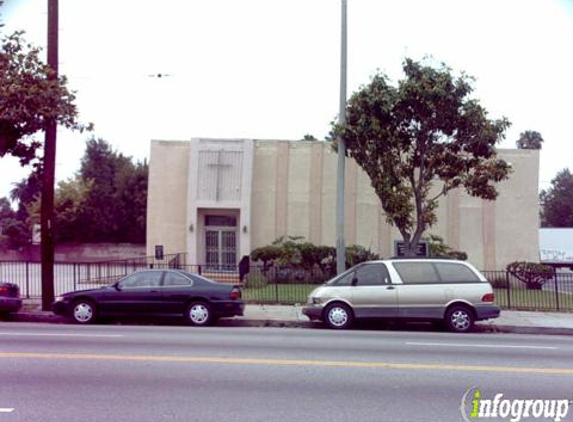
left=325, top=266, right=358, bottom=285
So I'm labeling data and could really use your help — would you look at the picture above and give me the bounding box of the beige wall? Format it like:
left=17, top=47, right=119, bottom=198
left=146, top=140, right=190, bottom=258
left=148, top=139, right=540, bottom=270
left=250, top=142, right=539, bottom=270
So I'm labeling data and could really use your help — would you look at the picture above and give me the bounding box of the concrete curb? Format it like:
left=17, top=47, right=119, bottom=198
left=475, top=323, right=573, bottom=336
left=4, top=310, right=573, bottom=336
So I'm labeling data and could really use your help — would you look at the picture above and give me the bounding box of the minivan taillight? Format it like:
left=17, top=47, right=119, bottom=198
left=482, top=293, right=495, bottom=303
left=230, top=286, right=242, bottom=300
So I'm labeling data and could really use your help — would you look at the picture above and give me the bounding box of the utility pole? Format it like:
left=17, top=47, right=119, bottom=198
left=41, top=0, right=58, bottom=310
left=336, top=0, right=347, bottom=275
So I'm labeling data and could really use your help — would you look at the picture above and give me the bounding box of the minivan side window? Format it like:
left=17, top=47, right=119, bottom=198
left=434, top=262, right=481, bottom=283
left=393, top=262, right=440, bottom=284
left=355, top=264, right=389, bottom=286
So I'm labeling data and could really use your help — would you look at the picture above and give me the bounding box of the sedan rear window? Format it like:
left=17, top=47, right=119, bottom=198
left=163, top=272, right=193, bottom=287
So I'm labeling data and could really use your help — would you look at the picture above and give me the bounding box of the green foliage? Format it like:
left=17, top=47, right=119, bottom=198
left=345, top=244, right=379, bottom=267
left=331, top=58, right=511, bottom=256
left=540, top=168, right=573, bottom=227
left=506, top=261, right=554, bottom=290
left=74, top=138, right=148, bottom=243
left=425, top=234, right=467, bottom=260
left=301, top=134, right=317, bottom=141
left=0, top=169, right=43, bottom=248
left=0, top=30, right=91, bottom=165
left=3, top=138, right=148, bottom=246
left=250, top=245, right=282, bottom=269
left=0, top=197, right=13, bottom=220
left=250, top=236, right=378, bottom=281
left=25, top=178, right=94, bottom=243
left=516, top=130, right=544, bottom=150
left=9, top=168, right=42, bottom=221
left=244, top=272, right=268, bottom=288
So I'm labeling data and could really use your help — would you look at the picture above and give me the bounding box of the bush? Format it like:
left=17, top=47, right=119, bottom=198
left=345, top=245, right=379, bottom=268
left=244, top=273, right=268, bottom=288
left=250, top=237, right=381, bottom=283
left=506, top=261, right=554, bottom=290
left=425, top=234, right=467, bottom=260
left=487, top=272, right=509, bottom=289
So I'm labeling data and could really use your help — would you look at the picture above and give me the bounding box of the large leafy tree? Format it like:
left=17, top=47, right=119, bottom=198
left=332, top=58, right=511, bottom=256
left=5, top=138, right=148, bottom=246
left=516, top=130, right=544, bottom=150
left=76, top=138, right=148, bottom=243
left=0, top=30, right=89, bottom=165
left=540, top=168, right=573, bottom=227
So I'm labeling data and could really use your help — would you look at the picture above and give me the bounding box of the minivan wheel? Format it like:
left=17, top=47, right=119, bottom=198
left=186, top=301, right=213, bottom=326
left=324, top=303, right=353, bottom=330
left=72, top=299, right=97, bottom=324
left=445, top=305, right=474, bottom=333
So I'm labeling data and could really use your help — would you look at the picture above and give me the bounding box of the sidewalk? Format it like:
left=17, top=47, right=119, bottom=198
left=5, top=300, right=573, bottom=335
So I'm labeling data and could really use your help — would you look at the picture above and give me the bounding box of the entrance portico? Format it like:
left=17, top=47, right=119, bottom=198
left=186, top=139, right=253, bottom=266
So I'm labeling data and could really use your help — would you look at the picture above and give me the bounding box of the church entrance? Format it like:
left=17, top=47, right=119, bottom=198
left=204, top=215, right=237, bottom=270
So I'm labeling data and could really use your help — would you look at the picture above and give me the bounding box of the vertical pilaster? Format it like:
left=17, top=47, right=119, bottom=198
left=275, top=142, right=289, bottom=238
left=309, top=143, right=324, bottom=244
left=345, top=160, right=358, bottom=245
left=483, top=200, right=497, bottom=270
left=447, top=189, right=461, bottom=250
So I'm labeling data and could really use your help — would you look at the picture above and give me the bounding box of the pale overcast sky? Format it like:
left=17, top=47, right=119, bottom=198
left=1, top=0, right=572, bottom=200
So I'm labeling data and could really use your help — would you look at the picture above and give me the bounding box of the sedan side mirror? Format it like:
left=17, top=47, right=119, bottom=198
left=114, top=283, right=122, bottom=291
left=351, top=276, right=358, bottom=286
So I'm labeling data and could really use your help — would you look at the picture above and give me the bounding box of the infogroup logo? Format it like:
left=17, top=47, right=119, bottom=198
left=460, top=388, right=571, bottom=422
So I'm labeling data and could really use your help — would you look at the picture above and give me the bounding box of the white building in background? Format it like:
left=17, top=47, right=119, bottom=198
left=539, top=228, right=573, bottom=266
left=146, top=138, right=540, bottom=270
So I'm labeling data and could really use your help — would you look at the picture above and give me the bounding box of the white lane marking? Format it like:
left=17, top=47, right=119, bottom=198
left=0, top=408, right=14, bottom=413
left=406, top=342, right=557, bottom=350
left=0, top=332, right=124, bottom=338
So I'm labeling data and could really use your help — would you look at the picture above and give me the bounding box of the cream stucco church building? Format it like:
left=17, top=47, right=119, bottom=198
left=146, top=138, right=540, bottom=271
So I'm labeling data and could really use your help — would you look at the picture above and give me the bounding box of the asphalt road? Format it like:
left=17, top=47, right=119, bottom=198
left=1, top=322, right=573, bottom=422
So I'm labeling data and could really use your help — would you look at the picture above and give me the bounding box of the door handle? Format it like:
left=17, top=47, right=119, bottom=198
left=386, top=286, right=395, bottom=290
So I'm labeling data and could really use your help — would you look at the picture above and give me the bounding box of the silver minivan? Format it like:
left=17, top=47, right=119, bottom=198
left=302, top=259, right=500, bottom=332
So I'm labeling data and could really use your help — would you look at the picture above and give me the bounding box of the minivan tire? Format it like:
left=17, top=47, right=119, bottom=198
left=324, top=302, right=354, bottom=330
left=445, top=305, right=475, bottom=333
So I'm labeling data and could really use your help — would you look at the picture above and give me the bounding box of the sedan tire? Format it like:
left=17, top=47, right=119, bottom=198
left=445, top=305, right=474, bottom=333
left=186, top=301, right=213, bottom=326
left=71, top=299, right=97, bottom=324
left=323, top=302, right=353, bottom=330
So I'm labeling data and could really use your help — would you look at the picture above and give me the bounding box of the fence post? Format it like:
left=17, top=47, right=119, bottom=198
left=275, top=268, right=279, bottom=304
left=73, top=262, right=77, bottom=291
left=506, top=270, right=511, bottom=310
left=554, top=267, right=560, bottom=311
left=25, top=261, right=30, bottom=299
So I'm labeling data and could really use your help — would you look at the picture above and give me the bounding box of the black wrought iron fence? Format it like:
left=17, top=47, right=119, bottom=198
left=2, top=258, right=573, bottom=311
left=482, top=270, right=573, bottom=312
left=0, top=254, right=187, bottom=298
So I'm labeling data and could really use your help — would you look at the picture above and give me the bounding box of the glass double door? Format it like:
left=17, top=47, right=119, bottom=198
left=205, top=228, right=237, bottom=270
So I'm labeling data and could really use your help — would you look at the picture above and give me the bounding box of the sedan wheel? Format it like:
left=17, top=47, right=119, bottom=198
left=186, top=302, right=212, bottom=326
left=324, top=303, right=353, bottom=330
left=72, top=300, right=96, bottom=324
left=445, top=306, right=474, bottom=333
